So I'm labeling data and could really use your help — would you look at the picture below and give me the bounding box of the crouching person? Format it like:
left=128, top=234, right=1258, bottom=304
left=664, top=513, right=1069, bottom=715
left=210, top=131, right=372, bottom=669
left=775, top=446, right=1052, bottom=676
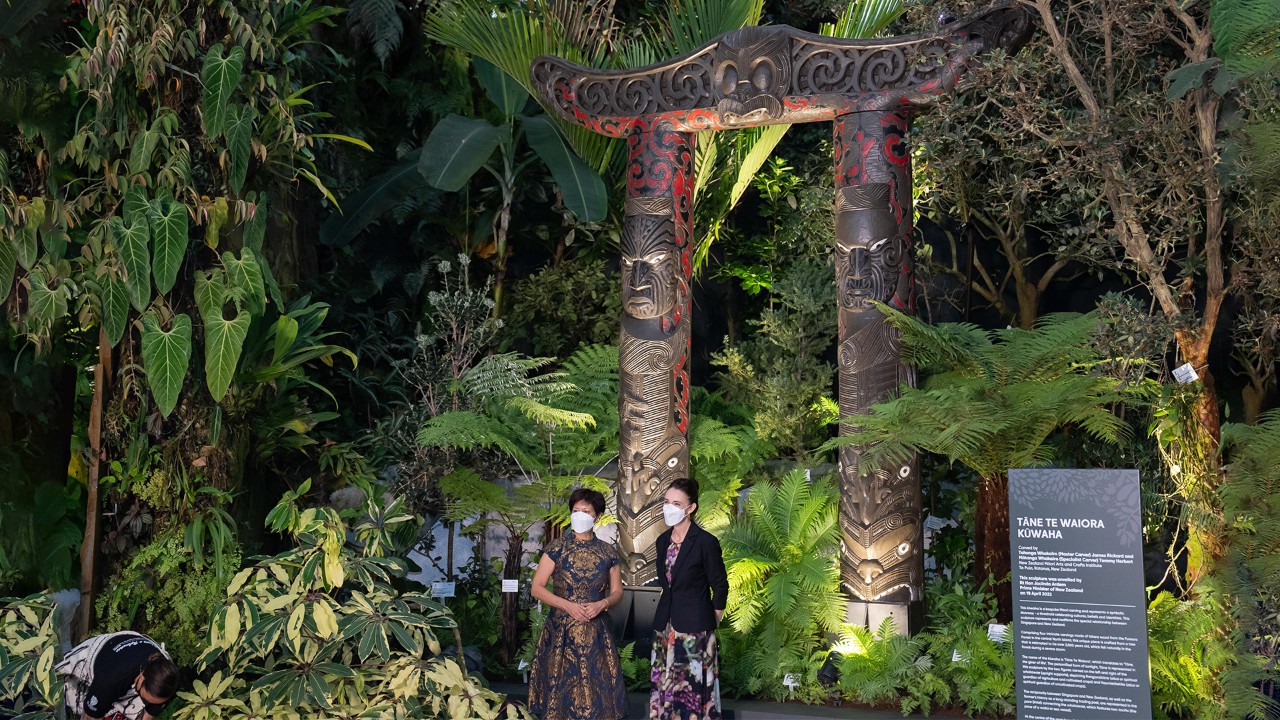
left=56, top=632, right=178, bottom=720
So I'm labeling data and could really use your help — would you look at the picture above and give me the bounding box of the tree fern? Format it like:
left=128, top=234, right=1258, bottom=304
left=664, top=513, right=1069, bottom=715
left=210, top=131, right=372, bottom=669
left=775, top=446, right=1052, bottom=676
left=347, top=0, right=405, bottom=66
left=1213, top=0, right=1280, bottom=76
left=825, top=306, right=1128, bottom=619
left=1217, top=410, right=1280, bottom=718
left=417, top=410, right=541, bottom=473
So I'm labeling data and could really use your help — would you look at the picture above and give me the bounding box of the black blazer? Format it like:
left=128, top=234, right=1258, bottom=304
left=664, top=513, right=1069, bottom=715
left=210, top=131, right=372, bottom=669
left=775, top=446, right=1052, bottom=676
left=653, top=521, right=729, bottom=634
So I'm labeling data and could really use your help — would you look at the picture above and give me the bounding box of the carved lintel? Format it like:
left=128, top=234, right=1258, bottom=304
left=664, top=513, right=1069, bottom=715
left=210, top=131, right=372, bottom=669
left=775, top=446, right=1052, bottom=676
left=530, top=5, right=1033, bottom=137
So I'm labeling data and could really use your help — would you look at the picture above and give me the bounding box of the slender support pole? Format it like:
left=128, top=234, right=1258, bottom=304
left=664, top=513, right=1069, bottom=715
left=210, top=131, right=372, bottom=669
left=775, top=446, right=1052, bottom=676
left=616, top=125, right=695, bottom=586
left=76, top=327, right=111, bottom=641
left=833, top=111, right=924, bottom=632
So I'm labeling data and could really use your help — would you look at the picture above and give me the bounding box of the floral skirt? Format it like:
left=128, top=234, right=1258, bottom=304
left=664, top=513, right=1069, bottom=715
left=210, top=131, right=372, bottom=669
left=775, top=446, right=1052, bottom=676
left=649, top=623, right=720, bottom=720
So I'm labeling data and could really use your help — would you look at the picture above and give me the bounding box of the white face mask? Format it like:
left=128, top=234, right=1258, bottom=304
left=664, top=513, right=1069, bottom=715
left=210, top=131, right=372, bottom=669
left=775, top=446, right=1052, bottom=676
left=662, top=503, right=686, bottom=527
left=569, top=511, right=596, bottom=534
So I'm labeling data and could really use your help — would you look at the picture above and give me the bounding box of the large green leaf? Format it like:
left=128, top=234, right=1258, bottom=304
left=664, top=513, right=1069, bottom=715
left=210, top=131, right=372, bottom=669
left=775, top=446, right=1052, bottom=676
left=123, top=184, right=149, bottom=225
left=195, top=269, right=227, bottom=321
left=522, top=115, right=607, bottom=222
left=205, top=196, right=229, bottom=249
left=40, top=221, right=68, bottom=259
left=0, top=229, right=16, bottom=300
left=111, top=215, right=152, bottom=311
left=141, top=312, right=192, bottom=417
left=223, top=248, right=266, bottom=317
left=201, top=44, right=245, bottom=138
left=1166, top=58, right=1221, bottom=100
left=15, top=225, right=37, bottom=270
left=226, top=104, right=256, bottom=194
left=272, top=315, right=300, bottom=367
left=14, top=199, right=43, bottom=271
left=25, top=270, right=66, bottom=327
left=129, top=124, right=161, bottom=176
left=319, top=150, right=425, bottom=247
left=419, top=114, right=502, bottom=192
left=203, top=307, right=251, bottom=402
left=100, top=271, right=130, bottom=348
left=474, top=57, right=529, bottom=119
left=149, top=191, right=189, bottom=295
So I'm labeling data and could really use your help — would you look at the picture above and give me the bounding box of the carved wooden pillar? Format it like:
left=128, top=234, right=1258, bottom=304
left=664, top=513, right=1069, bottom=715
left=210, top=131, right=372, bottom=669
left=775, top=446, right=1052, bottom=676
left=834, top=111, right=922, bottom=629
left=617, top=126, right=695, bottom=585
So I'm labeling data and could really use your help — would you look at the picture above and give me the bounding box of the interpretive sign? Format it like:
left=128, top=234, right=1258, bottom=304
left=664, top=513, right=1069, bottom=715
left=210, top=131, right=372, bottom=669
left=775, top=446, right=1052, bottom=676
left=1009, top=469, right=1151, bottom=719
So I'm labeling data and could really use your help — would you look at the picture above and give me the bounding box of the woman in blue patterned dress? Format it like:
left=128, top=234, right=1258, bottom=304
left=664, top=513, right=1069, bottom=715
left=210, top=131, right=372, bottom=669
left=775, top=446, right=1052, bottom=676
left=528, top=488, right=626, bottom=720
left=649, top=477, right=729, bottom=720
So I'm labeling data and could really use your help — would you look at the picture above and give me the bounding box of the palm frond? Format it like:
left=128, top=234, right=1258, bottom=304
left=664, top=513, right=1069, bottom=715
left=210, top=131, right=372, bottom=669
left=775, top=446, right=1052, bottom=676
left=423, top=0, right=619, bottom=172
left=821, top=0, right=906, bottom=39
left=658, top=0, right=764, bottom=55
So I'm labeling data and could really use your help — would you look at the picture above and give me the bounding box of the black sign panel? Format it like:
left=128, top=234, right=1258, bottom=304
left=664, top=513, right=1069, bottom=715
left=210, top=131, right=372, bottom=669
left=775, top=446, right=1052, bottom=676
left=1009, top=469, right=1151, bottom=719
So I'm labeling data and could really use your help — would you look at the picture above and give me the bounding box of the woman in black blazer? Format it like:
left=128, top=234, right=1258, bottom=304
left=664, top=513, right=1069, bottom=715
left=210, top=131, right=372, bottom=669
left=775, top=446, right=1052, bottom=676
left=648, top=478, right=729, bottom=720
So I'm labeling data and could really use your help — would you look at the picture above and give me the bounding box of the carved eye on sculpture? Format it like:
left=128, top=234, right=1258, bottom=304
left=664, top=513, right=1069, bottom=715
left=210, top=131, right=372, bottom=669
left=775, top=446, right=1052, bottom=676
left=750, top=60, right=774, bottom=91
left=870, top=238, right=889, bottom=253
left=667, top=457, right=679, bottom=469
left=717, top=63, right=739, bottom=96
left=898, top=465, right=911, bottom=478
left=897, top=542, right=912, bottom=556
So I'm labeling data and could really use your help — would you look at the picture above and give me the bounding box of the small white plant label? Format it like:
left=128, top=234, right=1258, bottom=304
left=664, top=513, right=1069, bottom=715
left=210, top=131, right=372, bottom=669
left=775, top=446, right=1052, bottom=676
left=430, top=582, right=456, bottom=599
left=501, top=579, right=519, bottom=593
left=782, top=673, right=799, bottom=693
left=1173, top=362, right=1199, bottom=384
left=987, top=623, right=1008, bottom=644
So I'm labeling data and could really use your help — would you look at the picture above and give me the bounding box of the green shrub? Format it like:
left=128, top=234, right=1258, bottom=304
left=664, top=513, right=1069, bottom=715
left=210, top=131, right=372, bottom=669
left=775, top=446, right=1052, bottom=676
left=97, top=524, right=241, bottom=667
left=0, top=593, right=62, bottom=720
left=180, top=485, right=531, bottom=720
left=1146, top=590, right=1231, bottom=720
left=504, top=258, right=621, bottom=358
left=719, top=469, right=843, bottom=701
left=712, top=258, right=837, bottom=459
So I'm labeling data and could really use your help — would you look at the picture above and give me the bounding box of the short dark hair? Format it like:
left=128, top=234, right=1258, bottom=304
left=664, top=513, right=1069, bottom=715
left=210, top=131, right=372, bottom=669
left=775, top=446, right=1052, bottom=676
left=568, top=487, right=605, bottom=515
left=668, top=478, right=699, bottom=511
left=141, top=652, right=179, bottom=700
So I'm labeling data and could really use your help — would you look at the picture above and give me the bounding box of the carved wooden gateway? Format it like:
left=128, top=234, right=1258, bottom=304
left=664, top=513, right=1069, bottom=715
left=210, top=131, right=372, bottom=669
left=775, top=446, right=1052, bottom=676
left=532, top=6, right=1032, bottom=624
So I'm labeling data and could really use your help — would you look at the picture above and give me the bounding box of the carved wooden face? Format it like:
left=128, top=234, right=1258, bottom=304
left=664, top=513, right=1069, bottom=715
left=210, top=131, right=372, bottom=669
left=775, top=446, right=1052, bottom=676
left=621, top=214, right=678, bottom=320
left=836, top=185, right=904, bottom=309
left=711, top=27, right=791, bottom=124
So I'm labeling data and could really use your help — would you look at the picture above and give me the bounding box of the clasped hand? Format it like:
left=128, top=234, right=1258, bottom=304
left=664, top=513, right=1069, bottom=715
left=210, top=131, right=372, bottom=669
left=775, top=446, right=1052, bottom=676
left=564, top=600, right=605, bottom=623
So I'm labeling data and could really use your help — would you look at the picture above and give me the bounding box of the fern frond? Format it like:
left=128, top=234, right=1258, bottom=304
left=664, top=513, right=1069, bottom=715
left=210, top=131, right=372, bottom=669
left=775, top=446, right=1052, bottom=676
left=348, top=0, right=405, bottom=65
left=505, top=396, right=595, bottom=429
left=416, top=410, right=540, bottom=471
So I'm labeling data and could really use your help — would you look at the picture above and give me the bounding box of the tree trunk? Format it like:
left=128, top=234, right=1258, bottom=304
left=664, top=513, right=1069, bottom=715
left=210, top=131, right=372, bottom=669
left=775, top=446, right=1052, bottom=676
left=76, top=328, right=111, bottom=641
left=974, top=474, right=1013, bottom=623
left=500, top=529, right=524, bottom=666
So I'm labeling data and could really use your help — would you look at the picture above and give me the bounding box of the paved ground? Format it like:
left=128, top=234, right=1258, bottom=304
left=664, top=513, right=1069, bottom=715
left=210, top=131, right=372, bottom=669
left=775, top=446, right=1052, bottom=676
left=491, top=683, right=920, bottom=719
